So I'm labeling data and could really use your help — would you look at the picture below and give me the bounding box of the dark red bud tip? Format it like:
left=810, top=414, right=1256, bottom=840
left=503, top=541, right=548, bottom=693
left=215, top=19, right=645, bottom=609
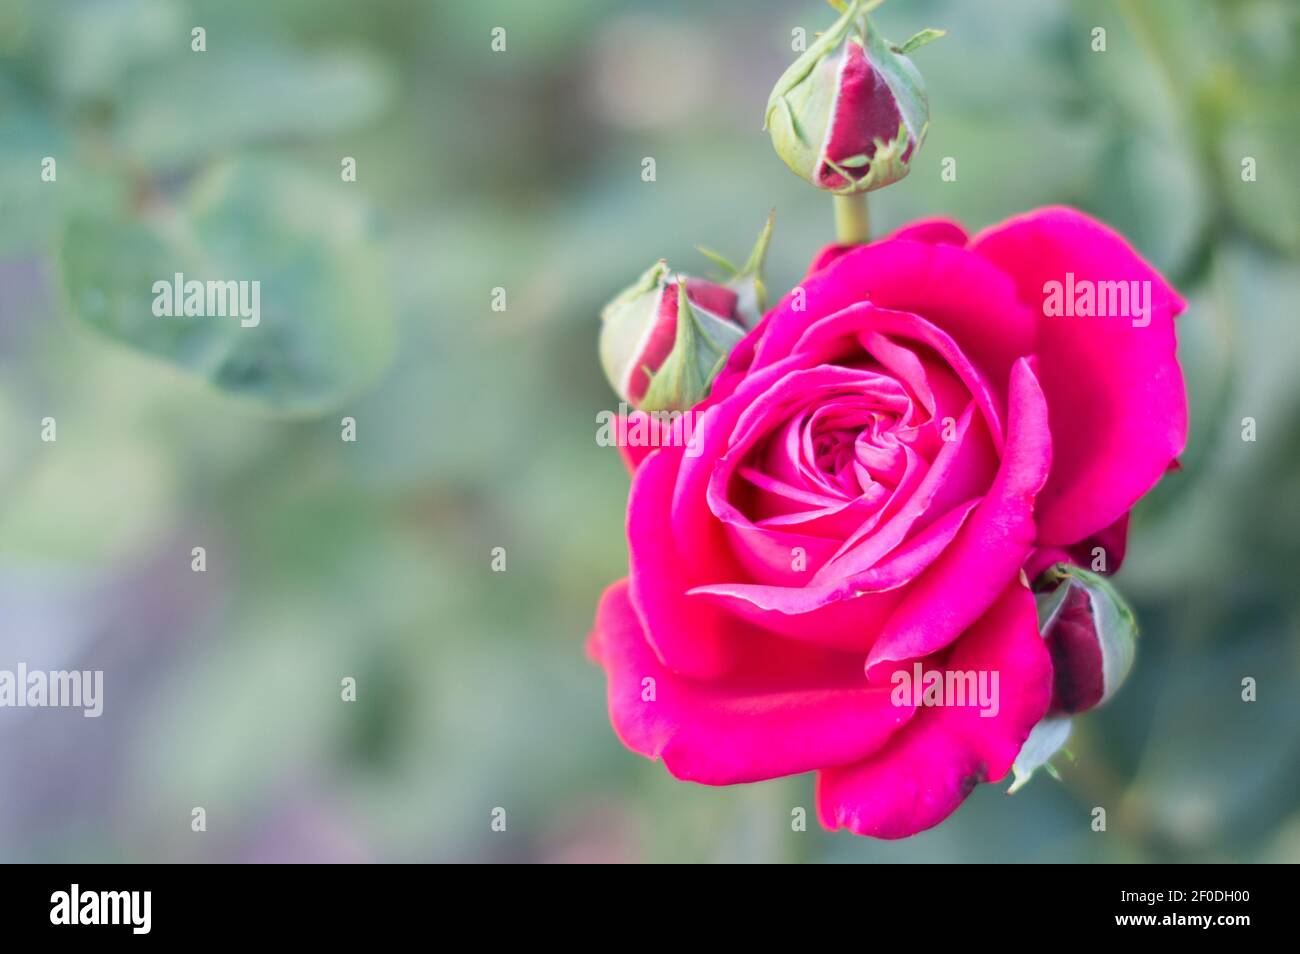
left=817, top=41, right=911, bottom=190
left=624, top=279, right=739, bottom=404
left=1045, top=584, right=1107, bottom=714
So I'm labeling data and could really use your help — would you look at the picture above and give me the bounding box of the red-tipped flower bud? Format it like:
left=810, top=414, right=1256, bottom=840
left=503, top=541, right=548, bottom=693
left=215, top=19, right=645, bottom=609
left=1009, top=565, right=1138, bottom=792
left=599, top=213, right=773, bottom=412
left=765, top=0, right=942, bottom=194
left=1037, top=564, right=1139, bottom=715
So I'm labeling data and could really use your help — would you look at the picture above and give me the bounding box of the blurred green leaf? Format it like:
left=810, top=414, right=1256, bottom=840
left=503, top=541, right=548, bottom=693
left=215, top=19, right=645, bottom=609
left=1218, top=110, right=1299, bottom=255
left=1086, top=128, right=1209, bottom=279
left=1123, top=640, right=1300, bottom=856
left=114, top=46, right=394, bottom=169
left=57, top=158, right=394, bottom=415
left=0, top=79, right=124, bottom=254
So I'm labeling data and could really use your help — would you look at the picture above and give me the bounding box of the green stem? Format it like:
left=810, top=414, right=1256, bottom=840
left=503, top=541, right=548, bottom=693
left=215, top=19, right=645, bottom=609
left=833, top=192, right=870, bottom=245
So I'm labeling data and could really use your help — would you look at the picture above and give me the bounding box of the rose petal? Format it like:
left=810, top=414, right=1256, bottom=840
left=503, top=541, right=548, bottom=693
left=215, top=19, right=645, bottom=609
left=755, top=242, right=1037, bottom=412
left=590, top=580, right=914, bottom=784
left=790, top=302, right=1008, bottom=450
left=971, top=206, right=1186, bottom=545
left=816, top=580, right=1053, bottom=838
left=711, top=230, right=1015, bottom=408
left=613, top=411, right=688, bottom=475
left=706, top=365, right=916, bottom=537
left=1024, top=512, right=1130, bottom=581
left=864, top=358, right=1051, bottom=680
left=628, top=439, right=741, bottom=677
left=805, top=218, right=970, bottom=274
left=688, top=498, right=979, bottom=652
left=814, top=403, right=994, bottom=577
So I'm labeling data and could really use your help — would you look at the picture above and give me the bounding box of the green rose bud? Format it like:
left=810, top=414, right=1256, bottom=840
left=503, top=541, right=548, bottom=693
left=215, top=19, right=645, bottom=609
left=765, top=0, right=941, bottom=194
left=1009, top=564, right=1139, bottom=792
left=598, top=213, right=773, bottom=412
left=1036, top=564, right=1139, bottom=714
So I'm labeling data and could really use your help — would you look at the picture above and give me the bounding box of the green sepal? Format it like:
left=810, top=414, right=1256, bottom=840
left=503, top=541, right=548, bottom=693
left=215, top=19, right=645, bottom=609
left=729, top=209, right=775, bottom=324
left=640, top=280, right=745, bottom=412
left=764, top=0, right=859, bottom=134
left=1009, top=715, right=1072, bottom=794
left=696, top=211, right=776, bottom=327
left=695, top=247, right=739, bottom=278
left=598, top=260, right=671, bottom=403
left=599, top=259, right=669, bottom=325
left=759, top=0, right=857, bottom=194
left=895, top=28, right=947, bottom=55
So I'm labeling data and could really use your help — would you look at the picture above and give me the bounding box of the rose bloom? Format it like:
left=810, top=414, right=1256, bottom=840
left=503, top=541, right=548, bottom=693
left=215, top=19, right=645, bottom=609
left=588, top=207, right=1186, bottom=838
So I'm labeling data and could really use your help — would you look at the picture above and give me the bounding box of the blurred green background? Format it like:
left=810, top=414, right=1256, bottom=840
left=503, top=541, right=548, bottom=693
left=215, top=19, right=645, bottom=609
left=0, top=0, right=1297, bottom=863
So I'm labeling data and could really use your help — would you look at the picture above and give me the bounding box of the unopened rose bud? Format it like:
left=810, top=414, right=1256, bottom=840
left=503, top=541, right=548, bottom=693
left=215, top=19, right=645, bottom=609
left=765, top=0, right=942, bottom=194
left=599, top=214, right=773, bottom=412
left=1036, top=564, right=1138, bottom=714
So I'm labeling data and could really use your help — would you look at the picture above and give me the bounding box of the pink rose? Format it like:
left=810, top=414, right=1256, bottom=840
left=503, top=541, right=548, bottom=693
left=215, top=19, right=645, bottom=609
left=587, top=207, right=1186, bottom=838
